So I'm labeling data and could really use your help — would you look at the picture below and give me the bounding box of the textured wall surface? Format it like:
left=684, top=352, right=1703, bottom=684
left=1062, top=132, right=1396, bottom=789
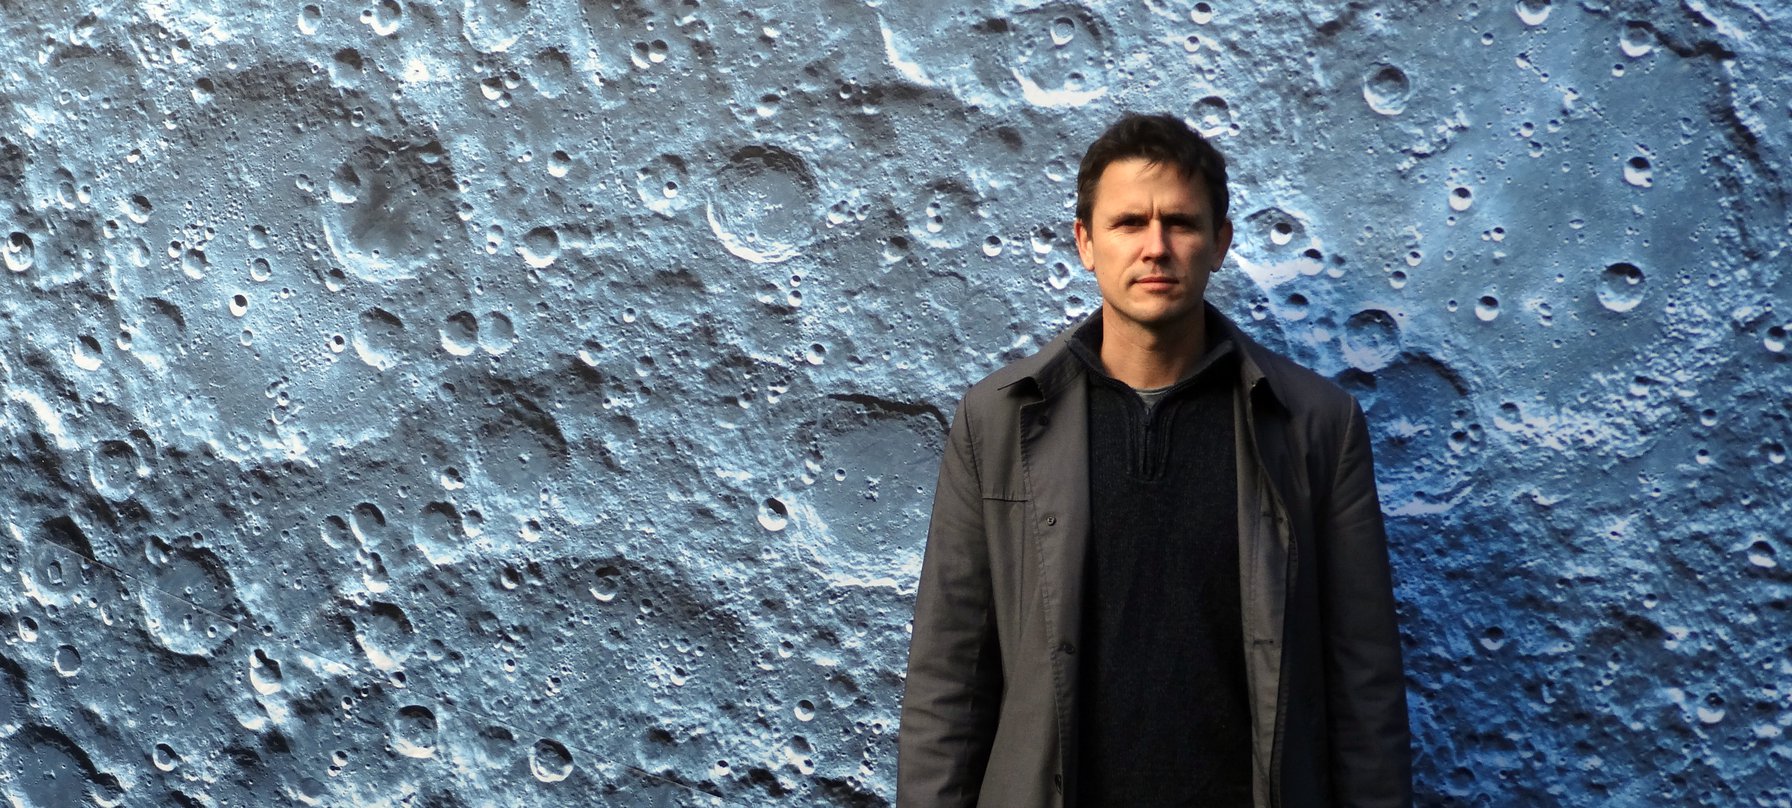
left=2, top=0, right=1789, bottom=804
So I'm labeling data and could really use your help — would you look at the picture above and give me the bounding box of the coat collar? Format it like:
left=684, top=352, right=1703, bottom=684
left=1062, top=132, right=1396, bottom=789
left=995, top=302, right=1289, bottom=409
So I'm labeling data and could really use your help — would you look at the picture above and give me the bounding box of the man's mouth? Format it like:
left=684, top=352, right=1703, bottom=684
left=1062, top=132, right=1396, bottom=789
left=1133, top=275, right=1178, bottom=286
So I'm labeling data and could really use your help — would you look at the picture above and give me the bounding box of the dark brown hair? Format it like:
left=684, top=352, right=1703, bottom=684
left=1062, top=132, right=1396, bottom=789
left=1075, top=113, right=1229, bottom=229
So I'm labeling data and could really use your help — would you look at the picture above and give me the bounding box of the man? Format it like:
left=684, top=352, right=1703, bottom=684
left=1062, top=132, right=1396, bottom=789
left=897, top=113, right=1411, bottom=807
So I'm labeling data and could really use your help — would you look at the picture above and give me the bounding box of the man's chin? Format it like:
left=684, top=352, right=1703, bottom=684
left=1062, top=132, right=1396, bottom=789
left=1108, top=303, right=1203, bottom=330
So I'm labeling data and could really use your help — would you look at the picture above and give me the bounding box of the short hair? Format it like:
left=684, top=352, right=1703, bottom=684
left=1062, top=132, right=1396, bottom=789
left=1075, top=113, right=1229, bottom=229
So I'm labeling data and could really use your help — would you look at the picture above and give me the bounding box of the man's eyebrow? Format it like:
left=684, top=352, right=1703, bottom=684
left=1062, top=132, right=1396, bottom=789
left=1104, top=209, right=1205, bottom=225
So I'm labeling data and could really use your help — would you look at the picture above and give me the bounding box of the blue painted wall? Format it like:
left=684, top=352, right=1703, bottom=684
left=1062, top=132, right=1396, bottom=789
left=2, top=0, right=1788, bottom=804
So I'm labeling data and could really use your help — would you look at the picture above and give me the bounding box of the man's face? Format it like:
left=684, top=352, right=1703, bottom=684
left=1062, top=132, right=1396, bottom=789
left=1073, top=157, right=1232, bottom=335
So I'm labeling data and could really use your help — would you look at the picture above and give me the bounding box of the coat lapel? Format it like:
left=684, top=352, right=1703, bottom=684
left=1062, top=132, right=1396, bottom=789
left=1001, top=315, right=1093, bottom=798
left=1017, top=370, right=1089, bottom=800
left=1003, top=318, right=1094, bottom=668
left=1247, top=381, right=1299, bottom=519
left=1020, top=378, right=1090, bottom=658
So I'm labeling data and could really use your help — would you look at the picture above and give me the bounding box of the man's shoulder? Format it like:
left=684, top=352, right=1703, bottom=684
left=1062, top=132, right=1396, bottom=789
left=952, top=350, right=1055, bottom=422
left=1201, top=304, right=1355, bottom=424
left=965, top=354, right=1043, bottom=396
left=951, top=321, right=1084, bottom=414
left=1241, top=338, right=1358, bottom=417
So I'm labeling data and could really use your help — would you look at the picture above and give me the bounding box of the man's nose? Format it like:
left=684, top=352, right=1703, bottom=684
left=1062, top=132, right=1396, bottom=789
left=1140, top=220, right=1168, bottom=260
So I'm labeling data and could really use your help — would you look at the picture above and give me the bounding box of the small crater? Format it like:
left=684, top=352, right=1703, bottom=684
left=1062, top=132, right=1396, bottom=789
left=441, top=311, right=479, bottom=356
left=636, top=154, right=691, bottom=217
left=89, top=439, right=148, bottom=500
left=391, top=705, right=438, bottom=758
left=1619, top=22, right=1654, bottom=58
left=1449, top=186, right=1473, bottom=212
left=138, top=545, right=243, bottom=657
left=298, top=4, right=322, bottom=35
left=249, top=648, right=284, bottom=694
left=4, top=231, right=36, bottom=272
left=1362, top=63, right=1411, bottom=115
left=1340, top=309, right=1401, bottom=372
left=478, top=311, right=515, bottom=355
left=1746, top=538, right=1777, bottom=568
left=462, top=0, right=531, bottom=53
left=590, top=565, right=621, bottom=603
left=53, top=645, right=81, bottom=676
left=1596, top=262, right=1645, bottom=313
left=530, top=738, right=574, bottom=782
left=1515, top=0, right=1550, bottom=26
left=1191, top=95, right=1234, bottom=137
left=329, top=49, right=364, bottom=89
left=518, top=226, right=560, bottom=268
left=706, top=145, right=820, bottom=263
left=414, top=502, right=466, bottom=565
left=354, top=308, right=407, bottom=370
left=152, top=743, right=181, bottom=772
left=759, top=498, right=790, bottom=532
left=364, top=0, right=403, bottom=36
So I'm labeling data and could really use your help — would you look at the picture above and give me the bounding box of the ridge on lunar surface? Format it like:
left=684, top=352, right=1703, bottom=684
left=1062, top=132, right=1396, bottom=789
left=2, top=0, right=1791, bottom=804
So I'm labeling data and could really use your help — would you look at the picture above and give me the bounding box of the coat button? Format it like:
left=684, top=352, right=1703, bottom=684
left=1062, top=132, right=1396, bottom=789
left=1053, top=773, right=1063, bottom=792
left=1058, top=642, right=1075, bottom=656
left=1045, top=515, right=1057, bottom=526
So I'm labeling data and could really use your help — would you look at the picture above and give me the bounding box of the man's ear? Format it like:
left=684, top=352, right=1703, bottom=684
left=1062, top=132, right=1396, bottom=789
left=1073, top=218, right=1095, bottom=271
left=1214, top=217, right=1234, bottom=271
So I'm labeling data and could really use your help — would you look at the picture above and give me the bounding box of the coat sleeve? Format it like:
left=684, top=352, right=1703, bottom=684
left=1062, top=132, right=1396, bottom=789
left=897, top=399, right=1003, bottom=807
left=1320, top=399, right=1413, bottom=807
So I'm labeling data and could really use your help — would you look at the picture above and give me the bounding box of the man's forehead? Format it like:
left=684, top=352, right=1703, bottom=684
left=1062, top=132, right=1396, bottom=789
left=1092, top=164, right=1210, bottom=209
left=1099, top=157, right=1191, bottom=178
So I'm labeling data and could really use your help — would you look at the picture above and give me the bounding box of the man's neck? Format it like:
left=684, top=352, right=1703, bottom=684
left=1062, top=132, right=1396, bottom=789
left=1097, top=305, right=1208, bottom=390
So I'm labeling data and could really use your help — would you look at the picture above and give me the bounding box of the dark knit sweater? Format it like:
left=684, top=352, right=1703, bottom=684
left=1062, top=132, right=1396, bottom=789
left=1068, top=316, right=1253, bottom=807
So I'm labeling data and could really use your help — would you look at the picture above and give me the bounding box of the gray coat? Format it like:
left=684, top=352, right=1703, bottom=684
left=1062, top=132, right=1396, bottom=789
left=897, top=305, right=1411, bottom=807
